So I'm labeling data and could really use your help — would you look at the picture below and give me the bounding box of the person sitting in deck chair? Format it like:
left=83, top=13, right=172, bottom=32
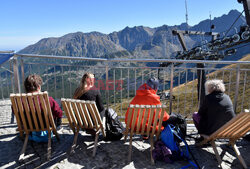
left=73, top=72, right=104, bottom=117
left=24, top=74, right=63, bottom=141
left=24, top=74, right=63, bottom=126
left=73, top=72, right=105, bottom=135
left=125, top=77, right=170, bottom=138
left=193, top=79, right=236, bottom=142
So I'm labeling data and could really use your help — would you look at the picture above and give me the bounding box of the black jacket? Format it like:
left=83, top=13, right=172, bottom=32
left=198, top=91, right=235, bottom=135
left=78, top=89, right=104, bottom=115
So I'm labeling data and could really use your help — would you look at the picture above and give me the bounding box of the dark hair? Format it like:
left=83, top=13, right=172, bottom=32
left=24, top=74, right=43, bottom=93
left=146, top=77, right=159, bottom=90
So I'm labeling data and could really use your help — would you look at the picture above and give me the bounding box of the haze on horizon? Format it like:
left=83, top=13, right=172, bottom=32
left=0, top=0, right=244, bottom=52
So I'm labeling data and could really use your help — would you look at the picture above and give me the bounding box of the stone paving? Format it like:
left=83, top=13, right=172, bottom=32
left=0, top=99, right=249, bottom=169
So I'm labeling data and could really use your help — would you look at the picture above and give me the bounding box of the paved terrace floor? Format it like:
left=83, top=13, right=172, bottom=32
left=0, top=100, right=249, bottom=169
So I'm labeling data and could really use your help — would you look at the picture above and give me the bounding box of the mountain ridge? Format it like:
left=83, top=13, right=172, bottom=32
left=19, top=9, right=248, bottom=61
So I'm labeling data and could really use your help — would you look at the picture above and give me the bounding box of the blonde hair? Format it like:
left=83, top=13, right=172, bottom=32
left=205, top=79, right=225, bottom=95
left=73, top=73, right=94, bottom=99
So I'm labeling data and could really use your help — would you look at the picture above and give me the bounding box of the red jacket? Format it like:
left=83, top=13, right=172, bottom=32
left=125, top=83, right=169, bottom=131
left=48, top=97, right=63, bottom=120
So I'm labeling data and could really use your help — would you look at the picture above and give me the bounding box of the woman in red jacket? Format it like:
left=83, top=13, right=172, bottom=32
left=125, top=77, right=169, bottom=133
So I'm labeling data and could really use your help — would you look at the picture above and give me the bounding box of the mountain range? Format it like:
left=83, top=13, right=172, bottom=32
left=19, top=10, right=249, bottom=61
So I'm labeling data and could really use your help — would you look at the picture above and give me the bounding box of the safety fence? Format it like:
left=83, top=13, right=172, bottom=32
left=0, top=53, right=249, bottom=124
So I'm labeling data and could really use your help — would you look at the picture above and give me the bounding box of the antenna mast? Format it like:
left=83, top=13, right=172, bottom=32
left=185, top=0, right=188, bottom=26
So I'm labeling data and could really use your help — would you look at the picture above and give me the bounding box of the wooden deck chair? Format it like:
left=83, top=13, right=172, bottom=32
left=124, top=104, right=167, bottom=164
left=197, top=112, right=250, bottom=169
left=61, top=98, right=106, bottom=157
left=10, top=91, right=59, bottom=161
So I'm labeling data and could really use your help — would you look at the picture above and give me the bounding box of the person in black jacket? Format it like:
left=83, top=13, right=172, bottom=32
left=193, top=79, right=236, bottom=137
left=73, top=73, right=105, bottom=136
left=73, top=73, right=104, bottom=116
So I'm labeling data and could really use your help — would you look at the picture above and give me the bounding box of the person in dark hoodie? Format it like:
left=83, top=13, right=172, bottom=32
left=193, top=79, right=235, bottom=137
left=125, top=77, right=170, bottom=132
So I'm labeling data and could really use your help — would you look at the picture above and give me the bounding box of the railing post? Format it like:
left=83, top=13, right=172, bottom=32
left=169, top=63, right=174, bottom=114
left=9, top=59, right=14, bottom=93
left=13, top=55, right=21, bottom=93
left=105, top=64, right=109, bottom=109
left=20, top=57, right=25, bottom=92
left=233, top=65, right=240, bottom=113
left=197, top=63, right=206, bottom=108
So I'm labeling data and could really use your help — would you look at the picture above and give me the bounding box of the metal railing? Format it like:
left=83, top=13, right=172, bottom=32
left=1, top=53, right=250, bottom=122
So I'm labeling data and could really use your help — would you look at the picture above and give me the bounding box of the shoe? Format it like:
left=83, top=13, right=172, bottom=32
left=56, top=125, right=62, bottom=131
left=142, top=135, right=149, bottom=140
left=85, top=129, right=96, bottom=137
left=195, top=136, right=210, bottom=147
left=195, top=136, right=204, bottom=144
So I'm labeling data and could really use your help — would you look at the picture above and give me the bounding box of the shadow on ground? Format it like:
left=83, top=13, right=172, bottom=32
left=0, top=124, right=249, bottom=169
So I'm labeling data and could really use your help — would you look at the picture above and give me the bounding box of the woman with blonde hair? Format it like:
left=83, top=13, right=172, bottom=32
left=73, top=73, right=104, bottom=116
left=193, top=79, right=235, bottom=139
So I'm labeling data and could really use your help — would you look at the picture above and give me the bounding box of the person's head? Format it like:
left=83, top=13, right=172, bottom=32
left=80, top=73, right=95, bottom=88
left=24, top=74, right=43, bottom=93
left=146, top=77, right=159, bottom=91
left=73, top=73, right=95, bottom=99
left=205, top=79, right=225, bottom=95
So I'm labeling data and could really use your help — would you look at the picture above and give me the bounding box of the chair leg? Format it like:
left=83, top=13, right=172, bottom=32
left=47, top=130, right=52, bottom=160
left=128, top=134, right=133, bottom=162
left=230, top=140, right=247, bottom=169
left=124, top=133, right=128, bottom=142
left=19, top=132, right=29, bottom=161
left=71, top=128, right=80, bottom=154
left=92, top=130, right=100, bottom=157
left=211, top=140, right=222, bottom=167
left=124, top=128, right=130, bottom=142
left=19, top=131, right=24, bottom=139
left=52, top=126, right=60, bottom=141
left=54, top=131, right=60, bottom=141
left=150, top=136, right=155, bottom=165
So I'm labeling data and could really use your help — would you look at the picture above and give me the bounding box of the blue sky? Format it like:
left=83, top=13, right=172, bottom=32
left=0, top=0, right=244, bottom=51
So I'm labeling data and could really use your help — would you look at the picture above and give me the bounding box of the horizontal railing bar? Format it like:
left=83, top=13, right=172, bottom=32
left=174, top=67, right=237, bottom=71
left=23, top=62, right=250, bottom=72
left=23, top=62, right=250, bottom=71
left=16, top=53, right=250, bottom=65
left=240, top=69, right=250, bottom=71
left=17, top=54, right=108, bottom=61
left=24, top=62, right=107, bottom=68
left=0, top=50, right=15, bottom=53
left=109, top=58, right=250, bottom=64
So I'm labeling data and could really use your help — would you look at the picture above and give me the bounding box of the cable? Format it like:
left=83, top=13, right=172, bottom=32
left=224, top=10, right=244, bottom=38
left=231, top=42, right=250, bottom=50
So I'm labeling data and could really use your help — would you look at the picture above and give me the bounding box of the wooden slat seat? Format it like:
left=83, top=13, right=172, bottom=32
left=61, top=98, right=106, bottom=157
left=10, top=91, right=59, bottom=161
left=197, top=112, right=250, bottom=169
left=124, top=104, right=167, bottom=164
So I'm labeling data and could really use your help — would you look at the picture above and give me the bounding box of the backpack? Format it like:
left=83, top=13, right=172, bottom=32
left=161, top=124, right=199, bottom=168
left=165, top=113, right=187, bottom=142
left=104, top=108, right=124, bottom=141
left=161, top=124, right=183, bottom=160
left=28, top=131, right=53, bottom=142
